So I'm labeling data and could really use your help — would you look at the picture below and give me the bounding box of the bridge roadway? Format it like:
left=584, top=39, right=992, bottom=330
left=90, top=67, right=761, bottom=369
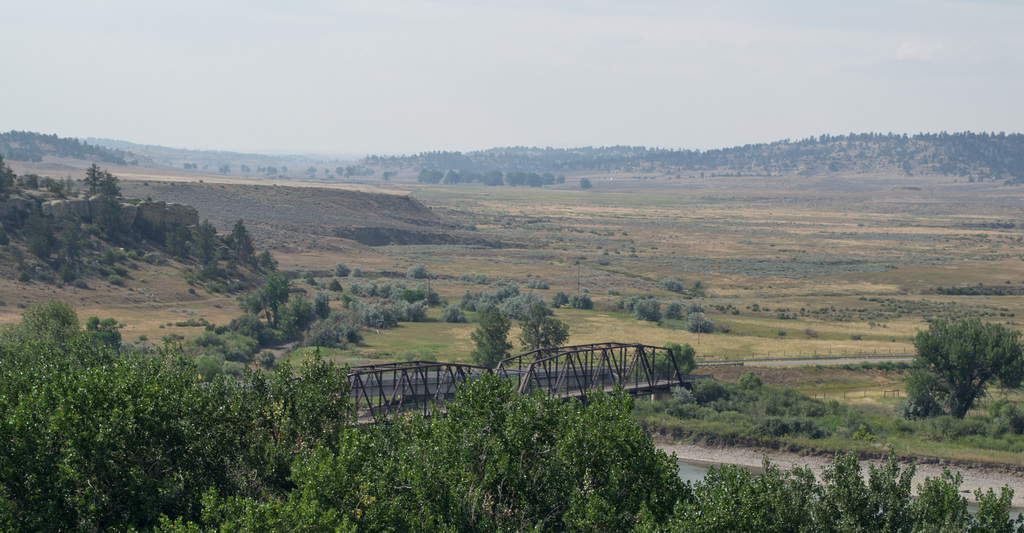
left=347, top=342, right=703, bottom=424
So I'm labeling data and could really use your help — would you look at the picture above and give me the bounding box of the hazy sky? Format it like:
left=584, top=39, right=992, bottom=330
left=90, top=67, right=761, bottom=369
left=3, top=0, right=1022, bottom=155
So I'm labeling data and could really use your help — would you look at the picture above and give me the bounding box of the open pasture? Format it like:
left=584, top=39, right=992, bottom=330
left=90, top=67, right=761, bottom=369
left=345, top=175, right=1024, bottom=362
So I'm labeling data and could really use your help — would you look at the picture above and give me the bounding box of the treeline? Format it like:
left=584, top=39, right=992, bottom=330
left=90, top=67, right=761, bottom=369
left=370, top=132, right=1024, bottom=182
left=0, top=329, right=1021, bottom=531
left=0, top=130, right=130, bottom=165
left=417, top=168, right=565, bottom=187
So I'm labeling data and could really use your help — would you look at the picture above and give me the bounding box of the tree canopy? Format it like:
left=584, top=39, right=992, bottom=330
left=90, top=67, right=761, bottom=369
left=913, top=318, right=1024, bottom=418
left=470, top=307, right=512, bottom=368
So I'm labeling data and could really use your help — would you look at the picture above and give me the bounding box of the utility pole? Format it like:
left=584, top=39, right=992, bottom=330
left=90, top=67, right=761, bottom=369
left=576, top=263, right=581, bottom=293
left=697, top=303, right=702, bottom=345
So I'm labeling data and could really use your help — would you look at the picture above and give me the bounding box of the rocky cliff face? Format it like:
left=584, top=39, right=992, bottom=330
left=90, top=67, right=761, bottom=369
left=1, top=194, right=198, bottom=229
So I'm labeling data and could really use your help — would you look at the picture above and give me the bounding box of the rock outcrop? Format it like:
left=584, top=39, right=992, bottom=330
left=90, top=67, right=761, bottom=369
left=5, top=194, right=198, bottom=230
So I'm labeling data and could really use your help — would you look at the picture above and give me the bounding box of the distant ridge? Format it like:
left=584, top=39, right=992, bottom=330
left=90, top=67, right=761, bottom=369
left=369, top=132, right=1024, bottom=183
left=0, top=130, right=130, bottom=165
left=6, top=129, right=1024, bottom=184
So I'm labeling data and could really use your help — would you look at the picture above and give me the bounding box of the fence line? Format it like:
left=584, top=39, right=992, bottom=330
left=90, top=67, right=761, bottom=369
left=699, top=347, right=915, bottom=362
left=811, top=389, right=901, bottom=401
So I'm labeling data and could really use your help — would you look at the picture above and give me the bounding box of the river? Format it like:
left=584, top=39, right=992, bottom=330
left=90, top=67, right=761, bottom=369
left=676, top=459, right=1023, bottom=520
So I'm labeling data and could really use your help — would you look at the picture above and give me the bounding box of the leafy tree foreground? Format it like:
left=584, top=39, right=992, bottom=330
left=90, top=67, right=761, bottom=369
left=0, top=337, right=1021, bottom=531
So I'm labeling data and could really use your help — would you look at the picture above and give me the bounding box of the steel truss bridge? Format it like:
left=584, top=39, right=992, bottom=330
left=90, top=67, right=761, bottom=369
left=347, top=342, right=705, bottom=424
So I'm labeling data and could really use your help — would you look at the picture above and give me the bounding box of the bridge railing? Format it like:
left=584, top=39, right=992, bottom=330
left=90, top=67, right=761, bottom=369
left=347, top=361, right=491, bottom=424
left=347, top=343, right=696, bottom=423
left=496, top=342, right=687, bottom=399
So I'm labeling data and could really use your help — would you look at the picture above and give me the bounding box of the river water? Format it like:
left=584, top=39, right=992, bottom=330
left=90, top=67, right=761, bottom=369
left=676, top=459, right=1023, bottom=520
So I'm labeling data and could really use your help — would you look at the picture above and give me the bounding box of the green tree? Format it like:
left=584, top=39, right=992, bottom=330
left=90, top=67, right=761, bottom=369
left=192, top=220, right=219, bottom=266
left=913, top=318, right=1024, bottom=418
left=663, top=342, right=697, bottom=376
left=0, top=154, right=14, bottom=191
left=579, top=177, right=592, bottom=189
left=166, top=225, right=192, bottom=258
left=260, top=272, right=291, bottom=328
left=58, top=223, right=86, bottom=268
left=518, top=302, right=569, bottom=351
left=0, top=299, right=80, bottom=346
left=470, top=307, right=512, bottom=368
left=229, top=219, right=254, bottom=265
left=85, top=316, right=122, bottom=349
left=84, top=163, right=103, bottom=195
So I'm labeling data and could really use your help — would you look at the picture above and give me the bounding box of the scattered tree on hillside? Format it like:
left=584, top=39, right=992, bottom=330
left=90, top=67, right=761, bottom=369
left=0, top=154, right=14, bottom=191
left=229, top=219, right=254, bottom=265
left=84, top=163, right=104, bottom=195
left=911, top=318, right=1024, bottom=418
left=579, top=178, right=592, bottom=189
left=192, top=220, right=219, bottom=266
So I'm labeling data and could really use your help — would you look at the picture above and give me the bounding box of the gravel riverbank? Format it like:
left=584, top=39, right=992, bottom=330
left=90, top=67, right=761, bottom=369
left=657, top=441, right=1024, bottom=508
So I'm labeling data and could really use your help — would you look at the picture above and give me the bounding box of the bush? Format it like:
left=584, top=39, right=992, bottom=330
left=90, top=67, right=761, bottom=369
left=665, top=302, right=683, bottom=320
left=314, top=291, right=331, bottom=319
left=633, top=299, right=661, bottom=322
left=570, top=293, right=593, bottom=310
left=692, top=379, right=729, bottom=404
left=662, top=278, right=684, bottom=293
left=350, top=267, right=362, bottom=277
left=400, top=289, right=426, bottom=303
left=738, top=372, right=763, bottom=389
left=107, top=274, right=125, bottom=286
left=441, top=305, right=467, bottom=323
left=671, top=385, right=695, bottom=404
left=406, top=264, right=429, bottom=279
left=500, top=292, right=547, bottom=320
left=686, top=312, right=714, bottom=333
left=333, top=262, right=351, bottom=277
left=551, top=291, right=569, bottom=308
left=327, top=279, right=343, bottom=292
left=524, top=279, right=549, bottom=290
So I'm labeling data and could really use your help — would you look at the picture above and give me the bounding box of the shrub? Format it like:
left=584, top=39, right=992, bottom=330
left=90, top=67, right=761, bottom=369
left=525, top=279, right=549, bottom=290
left=406, top=264, right=429, bottom=279
left=400, top=289, right=426, bottom=303
left=108, top=275, right=125, bottom=286
left=333, top=262, right=351, bottom=277
left=665, top=302, right=683, bottom=320
left=551, top=291, right=570, bottom=308
left=313, top=291, right=331, bottom=319
left=686, top=312, right=714, bottom=333
left=738, top=372, right=763, bottom=389
left=671, top=385, right=695, bottom=404
left=501, top=292, right=548, bottom=320
left=441, top=305, right=467, bottom=323
left=634, top=299, right=661, bottom=322
left=692, top=379, right=729, bottom=404
left=662, top=278, right=684, bottom=293
left=256, top=350, right=276, bottom=369
left=327, top=279, right=343, bottom=292
left=474, top=273, right=487, bottom=284
left=570, top=293, right=593, bottom=310
left=350, top=267, right=362, bottom=277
